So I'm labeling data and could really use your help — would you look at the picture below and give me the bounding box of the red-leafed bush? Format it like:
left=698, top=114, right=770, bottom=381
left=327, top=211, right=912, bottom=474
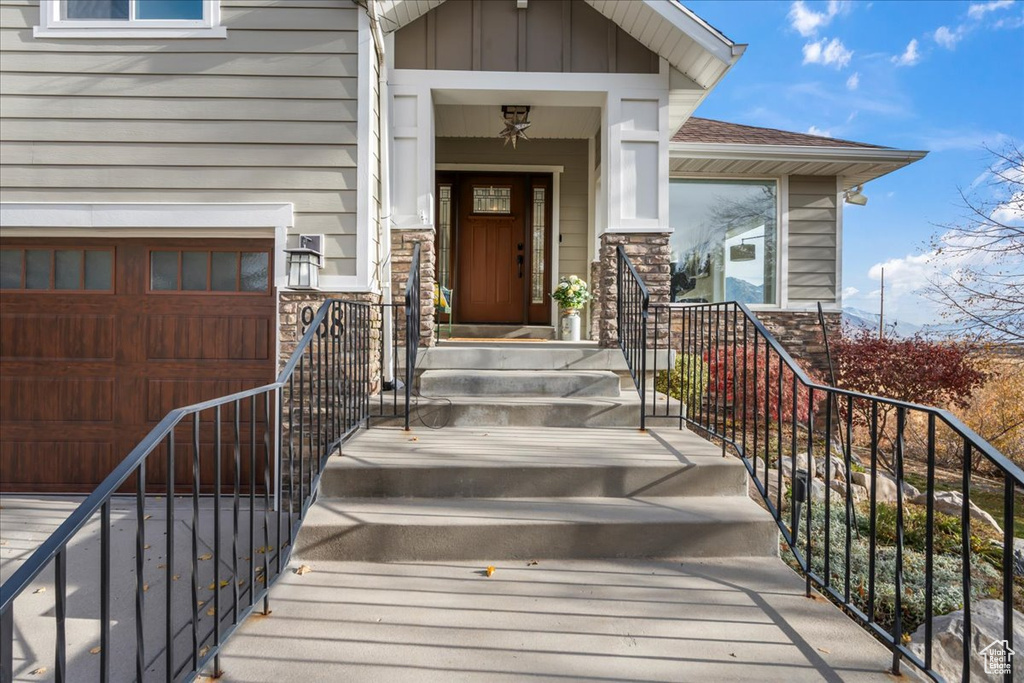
left=704, top=342, right=822, bottom=425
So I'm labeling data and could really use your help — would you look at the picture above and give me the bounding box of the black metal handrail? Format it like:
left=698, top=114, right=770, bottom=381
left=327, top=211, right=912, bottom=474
left=615, top=244, right=650, bottom=430
left=0, top=288, right=416, bottom=681
left=616, top=250, right=1021, bottom=682
left=405, top=242, right=422, bottom=431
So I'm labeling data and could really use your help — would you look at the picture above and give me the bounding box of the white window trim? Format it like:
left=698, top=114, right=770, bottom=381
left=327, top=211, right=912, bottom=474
left=668, top=175, right=784, bottom=311
left=34, top=0, right=226, bottom=39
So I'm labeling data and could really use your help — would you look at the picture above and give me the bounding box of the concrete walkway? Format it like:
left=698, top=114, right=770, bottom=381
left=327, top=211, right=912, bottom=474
left=216, top=557, right=899, bottom=682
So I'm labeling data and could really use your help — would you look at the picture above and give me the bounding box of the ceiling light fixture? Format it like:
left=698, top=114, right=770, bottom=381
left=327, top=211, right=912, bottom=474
left=499, top=105, right=531, bottom=149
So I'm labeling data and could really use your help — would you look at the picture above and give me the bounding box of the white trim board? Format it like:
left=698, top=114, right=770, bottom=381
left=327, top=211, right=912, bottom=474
left=435, top=164, right=565, bottom=174
left=0, top=202, right=294, bottom=229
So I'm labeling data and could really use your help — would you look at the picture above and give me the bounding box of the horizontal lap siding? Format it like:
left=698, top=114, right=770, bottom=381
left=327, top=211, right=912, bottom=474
left=0, top=0, right=361, bottom=278
left=434, top=138, right=590, bottom=282
left=788, top=175, right=838, bottom=305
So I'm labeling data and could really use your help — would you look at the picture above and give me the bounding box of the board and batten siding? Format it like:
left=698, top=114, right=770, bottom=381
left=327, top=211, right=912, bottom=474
left=787, top=175, right=839, bottom=305
left=435, top=138, right=590, bottom=284
left=0, top=0, right=361, bottom=278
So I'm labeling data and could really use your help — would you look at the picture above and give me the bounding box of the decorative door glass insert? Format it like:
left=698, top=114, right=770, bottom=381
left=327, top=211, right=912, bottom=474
left=472, top=186, right=511, bottom=214
left=531, top=187, right=546, bottom=304
left=438, top=184, right=452, bottom=289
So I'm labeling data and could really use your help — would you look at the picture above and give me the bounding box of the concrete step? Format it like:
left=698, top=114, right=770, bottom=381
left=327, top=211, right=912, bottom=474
left=320, top=427, right=746, bottom=499
left=374, top=394, right=680, bottom=428
left=411, top=346, right=671, bottom=373
left=294, top=495, right=779, bottom=562
left=441, top=324, right=556, bottom=340
left=418, top=369, right=621, bottom=398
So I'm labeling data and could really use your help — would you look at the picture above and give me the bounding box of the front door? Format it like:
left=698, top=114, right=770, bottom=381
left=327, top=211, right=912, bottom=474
left=456, top=175, right=526, bottom=323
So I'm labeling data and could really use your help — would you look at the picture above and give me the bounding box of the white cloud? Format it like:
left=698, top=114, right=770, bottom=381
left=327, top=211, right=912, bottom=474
left=846, top=72, right=860, bottom=89
left=933, top=25, right=963, bottom=49
left=918, top=129, right=1011, bottom=152
left=990, top=190, right=1024, bottom=225
left=807, top=125, right=832, bottom=137
left=789, top=0, right=850, bottom=37
left=841, top=286, right=860, bottom=299
left=993, top=13, right=1024, bottom=28
left=968, top=0, right=1014, bottom=19
left=803, top=37, right=854, bottom=68
left=891, top=39, right=921, bottom=66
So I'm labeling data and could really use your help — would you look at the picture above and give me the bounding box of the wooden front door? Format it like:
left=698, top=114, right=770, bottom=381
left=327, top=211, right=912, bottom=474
left=0, top=238, right=277, bottom=493
left=456, top=176, right=526, bottom=324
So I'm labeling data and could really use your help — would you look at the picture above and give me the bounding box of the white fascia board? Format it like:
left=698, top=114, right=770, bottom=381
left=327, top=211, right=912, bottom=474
left=392, top=69, right=667, bottom=95
left=643, top=0, right=745, bottom=65
left=669, top=142, right=928, bottom=165
left=0, top=202, right=294, bottom=229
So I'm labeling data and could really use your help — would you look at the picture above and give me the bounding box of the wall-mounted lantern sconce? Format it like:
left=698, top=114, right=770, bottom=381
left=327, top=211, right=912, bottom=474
left=285, top=234, right=323, bottom=289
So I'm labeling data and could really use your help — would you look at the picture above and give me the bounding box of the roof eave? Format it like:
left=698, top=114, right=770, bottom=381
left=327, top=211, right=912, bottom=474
left=669, top=142, right=929, bottom=164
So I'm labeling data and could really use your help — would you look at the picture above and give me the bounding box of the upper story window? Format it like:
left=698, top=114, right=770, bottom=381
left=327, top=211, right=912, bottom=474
left=669, top=179, right=779, bottom=307
left=34, top=0, right=226, bottom=39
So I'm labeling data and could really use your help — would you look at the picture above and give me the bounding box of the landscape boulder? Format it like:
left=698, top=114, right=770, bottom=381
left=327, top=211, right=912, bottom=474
left=909, top=600, right=1024, bottom=681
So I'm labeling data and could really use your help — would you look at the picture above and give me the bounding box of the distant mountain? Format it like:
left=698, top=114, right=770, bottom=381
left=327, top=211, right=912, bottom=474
left=725, top=277, right=764, bottom=305
left=842, top=307, right=923, bottom=338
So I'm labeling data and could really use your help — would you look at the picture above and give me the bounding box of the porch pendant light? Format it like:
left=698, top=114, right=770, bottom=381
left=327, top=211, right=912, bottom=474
left=499, top=105, right=531, bottom=149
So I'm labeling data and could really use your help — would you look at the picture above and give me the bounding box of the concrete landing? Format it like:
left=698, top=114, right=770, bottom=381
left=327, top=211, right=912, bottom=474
left=215, top=557, right=898, bottom=682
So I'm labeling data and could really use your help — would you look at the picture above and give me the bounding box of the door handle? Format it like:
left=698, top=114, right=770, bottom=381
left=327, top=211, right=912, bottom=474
left=517, top=254, right=524, bottom=278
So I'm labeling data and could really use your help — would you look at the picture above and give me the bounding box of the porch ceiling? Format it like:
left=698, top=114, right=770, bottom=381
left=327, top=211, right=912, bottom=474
left=435, top=104, right=601, bottom=139
left=670, top=144, right=928, bottom=190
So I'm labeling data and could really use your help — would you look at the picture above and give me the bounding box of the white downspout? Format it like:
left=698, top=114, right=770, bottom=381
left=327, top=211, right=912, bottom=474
left=369, top=0, right=395, bottom=384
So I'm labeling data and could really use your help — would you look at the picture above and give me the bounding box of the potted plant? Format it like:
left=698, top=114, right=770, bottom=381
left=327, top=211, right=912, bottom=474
left=551, top=275, right=592, bottom=341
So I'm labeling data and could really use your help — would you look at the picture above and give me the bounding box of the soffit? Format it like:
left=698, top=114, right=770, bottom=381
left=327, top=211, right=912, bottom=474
left=434, top=104, right=602, bottom=139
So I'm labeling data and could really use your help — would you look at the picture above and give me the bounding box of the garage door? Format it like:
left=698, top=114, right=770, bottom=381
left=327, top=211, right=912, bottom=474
left=0, top=238, right=277, bottom=493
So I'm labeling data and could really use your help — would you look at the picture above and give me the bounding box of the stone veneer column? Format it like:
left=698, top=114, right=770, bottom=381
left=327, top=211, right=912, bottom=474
left=592, top=233, right=671, bottom=348
left=278, top=290, right=384, bottom=391
left=390, top=228, right=436, bottom=348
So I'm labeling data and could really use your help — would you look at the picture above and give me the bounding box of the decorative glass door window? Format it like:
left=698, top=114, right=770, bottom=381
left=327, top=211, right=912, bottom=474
left=531, top=187, right=546, bottom=304
left=472, top=186, right=511, bottom=214
left=437, top=184, right=452, bottom=290
left=668, top=179, right=779, bottom=305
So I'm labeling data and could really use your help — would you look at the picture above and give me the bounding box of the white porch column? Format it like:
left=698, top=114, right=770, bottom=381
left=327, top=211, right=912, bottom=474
left=603, top=90, right=669, bottom=233
left=390, top=85, right=435, bottom=231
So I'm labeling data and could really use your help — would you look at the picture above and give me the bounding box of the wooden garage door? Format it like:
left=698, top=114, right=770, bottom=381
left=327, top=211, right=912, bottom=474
left=0, top=238, right=277, bottom=493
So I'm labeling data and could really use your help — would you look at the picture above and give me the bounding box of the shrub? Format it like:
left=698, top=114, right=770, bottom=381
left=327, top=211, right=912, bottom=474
left=654, top=353, right=707, bottom=413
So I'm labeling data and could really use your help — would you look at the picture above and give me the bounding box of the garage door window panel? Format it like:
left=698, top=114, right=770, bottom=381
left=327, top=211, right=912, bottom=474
left=1, top=247, right=113, bottom=292
left=149, top=250, right=270, bottom=294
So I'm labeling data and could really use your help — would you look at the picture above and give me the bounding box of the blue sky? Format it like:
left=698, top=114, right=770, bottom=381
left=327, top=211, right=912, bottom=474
left=684, top=0, right=1024, bottom=326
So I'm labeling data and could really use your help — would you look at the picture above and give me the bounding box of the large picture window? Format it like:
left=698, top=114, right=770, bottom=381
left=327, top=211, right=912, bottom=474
left=668, top=179, right=778, bottom=306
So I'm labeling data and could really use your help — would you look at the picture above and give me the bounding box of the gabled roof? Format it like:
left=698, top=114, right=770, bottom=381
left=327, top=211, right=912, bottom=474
left=673, top=117, right=886, bottom=150
left=670, top=117, right=928, bottom=190
left=377, top=1, right=746, bottom=129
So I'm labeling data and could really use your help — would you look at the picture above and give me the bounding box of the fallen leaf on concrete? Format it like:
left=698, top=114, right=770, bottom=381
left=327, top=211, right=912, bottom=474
left=33, top=588, right=46, bottom=594
left=295, top=564, right=313, bottom=575
left=197, top=600, right=205, bottom=608
left=199, top=645, right=210, bottom=658
left=89, top=647, right=101, bottom=655
left=31, top=667, right=47, bottom=675
left=172, top=575, right=180, bottom=581
left=198, top=553, right=213, bottom=561
left=409, top=437, right=419, bottom=442
left=485, top=566, right=496, bottom=577
left=143, top=583, right=150, bottom=592
left=0, top=540, right=8, bottom=546
left=526, top=560, right=538, bottom=566
left=818, top=647, right=830, bottom=654
left=729, top=653, right=737, bottom=658
left=206, top=607, right=216, bottom=617
left=143, top=544, right=151, bottom=550
left=144, top=515, right=152, bottom=520
left=157, top=564, right=166, bottom=569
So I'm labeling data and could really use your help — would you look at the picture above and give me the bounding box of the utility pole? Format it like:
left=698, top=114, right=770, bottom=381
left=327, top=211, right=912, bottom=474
left=879, top=267, right=885, bottom=340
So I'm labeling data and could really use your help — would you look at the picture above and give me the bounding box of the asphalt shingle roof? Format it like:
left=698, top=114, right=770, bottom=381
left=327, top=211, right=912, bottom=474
left=672, top=117, right=888, bottom=149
